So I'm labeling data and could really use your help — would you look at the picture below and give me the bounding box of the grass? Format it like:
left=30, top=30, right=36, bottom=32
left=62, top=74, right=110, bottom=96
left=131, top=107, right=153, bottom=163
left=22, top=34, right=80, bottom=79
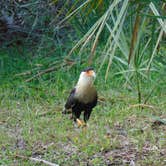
left=0, top=1, right=165, bottom=165
left=0, top=51, right=165, bottom=165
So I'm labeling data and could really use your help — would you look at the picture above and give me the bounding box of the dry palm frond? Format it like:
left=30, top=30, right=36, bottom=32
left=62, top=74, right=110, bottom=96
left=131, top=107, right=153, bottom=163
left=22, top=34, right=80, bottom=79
left=128, top=13, right=141, bottom=64
left=147, top=2, right=166, bottom=71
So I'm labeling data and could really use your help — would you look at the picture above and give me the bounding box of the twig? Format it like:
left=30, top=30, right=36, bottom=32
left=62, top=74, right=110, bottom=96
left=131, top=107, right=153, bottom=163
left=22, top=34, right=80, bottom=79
left=0, top=121, right=5, bottom=125
left=25, top=66, right=57, bottom=82
left=15, top=154, right=59, bottom=166
left=15, top=71, right=32, bottom=77
left=38, top=110, right=55, bottom=117
left=0, top=117, right=10, bottom=124
left=128, top=104, right=157, bottom=110
left=38, top=109, right=60, bottom=117
left=25, top=61, right=75, bottom=82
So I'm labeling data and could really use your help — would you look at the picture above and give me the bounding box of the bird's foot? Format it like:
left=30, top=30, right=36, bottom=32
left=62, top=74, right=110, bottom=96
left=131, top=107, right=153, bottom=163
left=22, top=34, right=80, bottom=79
left=76, top=119, right=86, bottom=127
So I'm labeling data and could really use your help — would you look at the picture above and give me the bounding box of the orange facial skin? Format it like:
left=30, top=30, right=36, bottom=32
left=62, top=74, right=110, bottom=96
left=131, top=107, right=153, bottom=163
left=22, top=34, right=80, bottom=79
left=85, top=70, right=94, bottom=76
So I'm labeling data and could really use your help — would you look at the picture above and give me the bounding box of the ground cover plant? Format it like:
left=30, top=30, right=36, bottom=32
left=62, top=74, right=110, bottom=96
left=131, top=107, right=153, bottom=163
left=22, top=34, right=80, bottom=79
left=0, top=0, right=166, bottom=165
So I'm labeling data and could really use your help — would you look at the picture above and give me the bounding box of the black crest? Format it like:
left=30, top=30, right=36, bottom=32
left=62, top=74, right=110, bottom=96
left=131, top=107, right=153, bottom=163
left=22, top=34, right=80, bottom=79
left=82, top=67, right=94, bottom=72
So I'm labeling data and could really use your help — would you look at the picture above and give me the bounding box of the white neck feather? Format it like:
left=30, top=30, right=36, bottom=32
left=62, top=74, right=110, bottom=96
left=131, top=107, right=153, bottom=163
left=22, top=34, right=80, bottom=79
left=75, top=72, right=96, bottom=103
left=76, top=72, right=94, bottom=88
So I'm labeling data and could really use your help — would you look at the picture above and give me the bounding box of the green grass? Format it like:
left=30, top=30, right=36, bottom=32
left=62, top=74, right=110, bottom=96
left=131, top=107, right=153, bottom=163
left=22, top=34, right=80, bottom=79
left=0, top=49, right=166, bottom=165
left=0, top=76, right=165, bottom=165
left=0, top=1, right=165, bottom=165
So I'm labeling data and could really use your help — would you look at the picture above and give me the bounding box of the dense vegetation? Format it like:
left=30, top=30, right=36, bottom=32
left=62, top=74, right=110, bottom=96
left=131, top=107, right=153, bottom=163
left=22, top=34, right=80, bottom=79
left=0, top=0, right=166, bottom=165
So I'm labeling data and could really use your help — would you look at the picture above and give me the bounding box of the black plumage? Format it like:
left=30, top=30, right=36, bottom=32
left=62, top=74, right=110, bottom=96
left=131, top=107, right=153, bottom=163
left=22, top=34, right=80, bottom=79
left=63, top=68, right=97, bottom=124
left=65, top=88, right=97, bottom=122
left=82, top=67, right=94, bottom=72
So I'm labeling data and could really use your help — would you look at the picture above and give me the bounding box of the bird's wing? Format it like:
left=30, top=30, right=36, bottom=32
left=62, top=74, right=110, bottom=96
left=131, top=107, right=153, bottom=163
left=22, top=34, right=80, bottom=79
left=93, top=92, right=98, bottom=107
left=88, top=90, right=98, bottom=109
left=65, top=88, right=76, bottom=109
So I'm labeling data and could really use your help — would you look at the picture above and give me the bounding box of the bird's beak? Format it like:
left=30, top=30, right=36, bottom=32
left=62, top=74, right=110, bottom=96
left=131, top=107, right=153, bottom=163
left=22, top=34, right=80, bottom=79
left=86, top=70, right=96, bottom=78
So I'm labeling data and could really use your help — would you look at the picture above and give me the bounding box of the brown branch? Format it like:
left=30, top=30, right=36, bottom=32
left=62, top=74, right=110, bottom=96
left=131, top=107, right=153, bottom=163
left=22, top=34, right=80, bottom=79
left=25, top=60, right=75, bottom=82
left=25, top=66, right=58, bottom=82
left=15, top=71, right=32, bottom=77
left=15, top=154, right=59, bottom=166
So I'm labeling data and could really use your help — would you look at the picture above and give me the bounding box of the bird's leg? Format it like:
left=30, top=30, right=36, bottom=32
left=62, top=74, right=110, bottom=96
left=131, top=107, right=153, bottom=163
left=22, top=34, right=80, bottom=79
left=76, top=118, right=86, bottom=127
left=72, top=110, right=85, bottom=127
left=84, top=110, right=92, bottom=124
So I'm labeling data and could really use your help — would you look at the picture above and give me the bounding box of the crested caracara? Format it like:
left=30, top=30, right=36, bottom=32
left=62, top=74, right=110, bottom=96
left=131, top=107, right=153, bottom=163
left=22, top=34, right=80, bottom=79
left=63, top=67, right=98, bottom=126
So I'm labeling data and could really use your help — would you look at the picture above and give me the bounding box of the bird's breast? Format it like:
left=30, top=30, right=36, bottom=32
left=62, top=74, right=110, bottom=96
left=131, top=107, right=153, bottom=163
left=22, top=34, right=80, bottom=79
left=75, top=86, right=97, bottom=104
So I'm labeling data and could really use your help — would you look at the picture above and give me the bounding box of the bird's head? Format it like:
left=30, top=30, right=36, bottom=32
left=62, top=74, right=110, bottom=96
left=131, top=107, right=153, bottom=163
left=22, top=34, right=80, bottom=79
left=77, top=67, right=96, bottom=87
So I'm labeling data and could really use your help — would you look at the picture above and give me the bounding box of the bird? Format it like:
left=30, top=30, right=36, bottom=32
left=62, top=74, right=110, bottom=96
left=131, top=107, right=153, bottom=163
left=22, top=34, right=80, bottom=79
left=63, top=67, right=98, bottom=127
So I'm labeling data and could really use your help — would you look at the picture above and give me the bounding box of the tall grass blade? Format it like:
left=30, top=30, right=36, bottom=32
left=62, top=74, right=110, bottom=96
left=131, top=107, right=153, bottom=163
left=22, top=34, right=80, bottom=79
left=147, top=27, right=164, bottom=71
left=88, top=0, right=122, bottom=64
left=98, top=0, right=129, bottom=76
left=149, top=2, right=166, bottom=33
left=105, top=0, right=129, bottom=79
left=67, top=0, right=122, bottom=60
left=57, top=0, right=92, bottom=27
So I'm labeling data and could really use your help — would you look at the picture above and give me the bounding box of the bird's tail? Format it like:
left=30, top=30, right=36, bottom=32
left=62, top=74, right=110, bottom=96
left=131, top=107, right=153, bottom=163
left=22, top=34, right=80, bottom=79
left=62, top=107, right=71, bottom=114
